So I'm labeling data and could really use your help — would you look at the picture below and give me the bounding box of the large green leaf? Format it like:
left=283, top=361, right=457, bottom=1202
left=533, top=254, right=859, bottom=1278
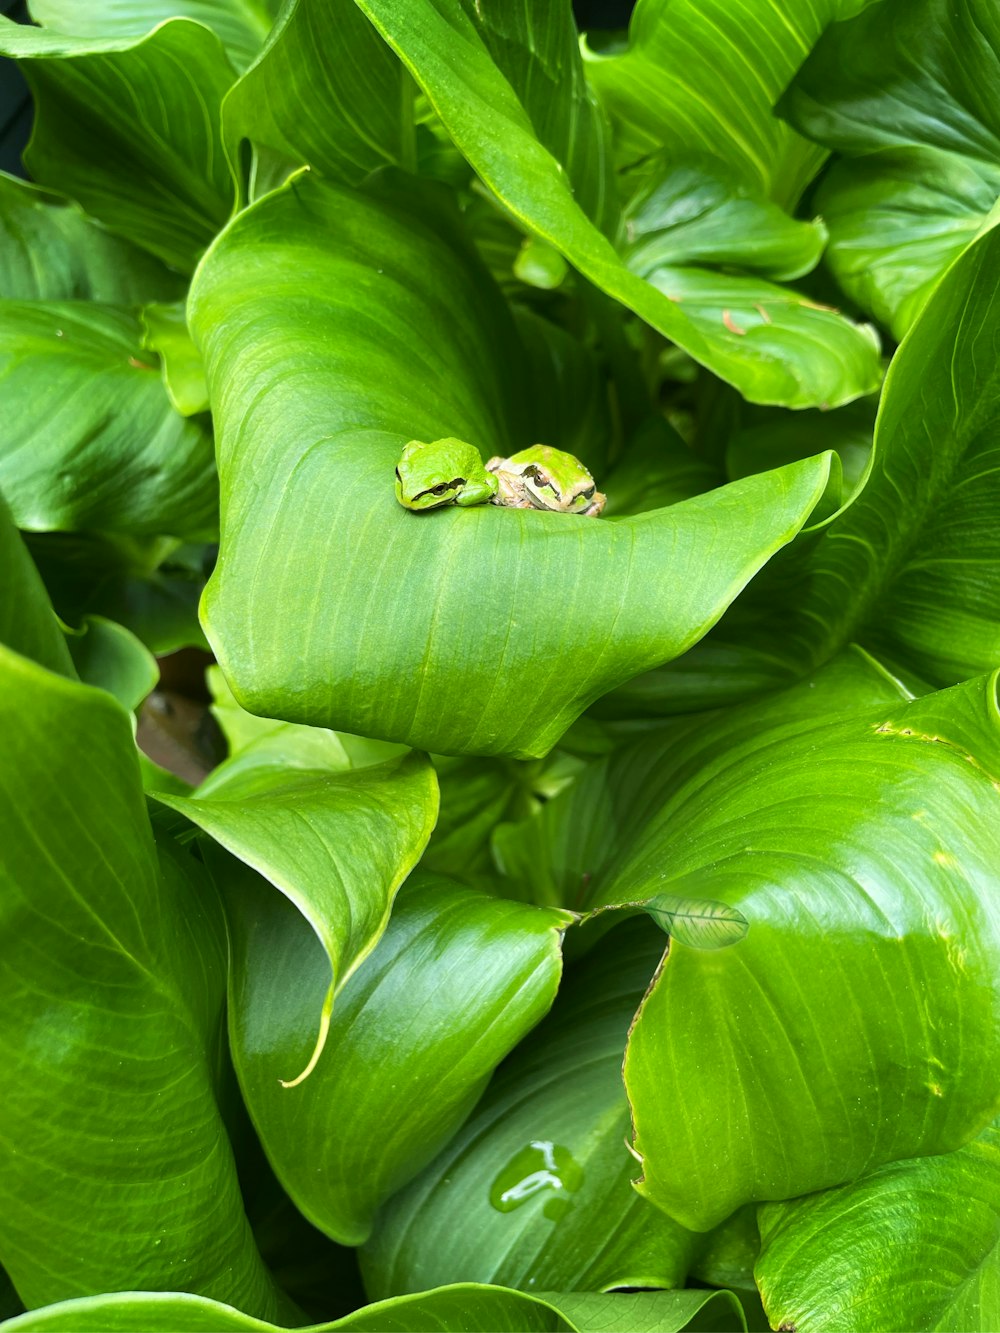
left=582, top=0, right=868, bottom=207
left=0, top=301, right=216, bottom=536
left=0, top=491, right=74, bottom=676
left=0, top=18, right=235, bottom=270
left=0, top=647, right=279, bottom=1316
left=504, top=649, right=1000, bottom=1229
left=812, top=149, right=1000, bottom=340
left=190, top=169, right=832, bottom=759
left=0, top=173, right=183, bottom=303
left=226, top=871, right=569, bottom=1244
left=780, top=0, right=1000, bottom=336
left=0, top=1284, right=745, bottom=1332
left=624, top=213, right=1000, bottom=712
left=351, top=0, right=880, bottom=407
left=756, top=1120, right=1000, bottom=1333
left=363, top=919, right=699, bottom=1295
left=221, top=0, right=412, bottom=196
left=153, top=739, right=437, bottom=1083
left=28, top=0, right=281, bottom=72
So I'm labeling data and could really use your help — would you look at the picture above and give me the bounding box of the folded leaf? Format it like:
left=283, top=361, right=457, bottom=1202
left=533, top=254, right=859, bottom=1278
left=363, top=918, right=699, bottom=1295
left=0, top=648, right=279, bottom=1316
left=221, top=0, right=410, bottom=193
left=0, top=301, right=217, bottom=537
left=28, top=0, right=281, bottom=72
left=64, top=614, right=158, bottom=710
left=225, top=870, right=569, bottom=1243
left=190, top=169, right=833, bottom=758
left=0, top=491, right=74, bottom=675
left=0, top=18, right=235, bottom=269
left=153, top=740, right=438, bottom=1084
left=756, top=1119, right=1000, bottom=1333
left=0, top=1284, right=746, bottom=1332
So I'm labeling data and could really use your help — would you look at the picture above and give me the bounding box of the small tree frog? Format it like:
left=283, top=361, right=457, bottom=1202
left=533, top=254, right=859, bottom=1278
left=486, top=445, right=606, bottom=516
left=395, top=438, right=499, bottom=511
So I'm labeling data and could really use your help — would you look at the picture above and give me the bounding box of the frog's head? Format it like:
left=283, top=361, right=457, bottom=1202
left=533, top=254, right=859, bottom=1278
left=395, top=438, right=499, bottom=511
left=494, top=445, right=606, bottom=516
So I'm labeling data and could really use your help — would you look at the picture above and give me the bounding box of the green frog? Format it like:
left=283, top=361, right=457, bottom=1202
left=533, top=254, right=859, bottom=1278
left=394, top=438, right=499, bottom=510
left=487, top=445, right=606, bottom=516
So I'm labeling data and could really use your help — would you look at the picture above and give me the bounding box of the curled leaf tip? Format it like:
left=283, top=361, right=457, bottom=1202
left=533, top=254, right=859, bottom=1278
left=279, top=983, right=334, bottom=1089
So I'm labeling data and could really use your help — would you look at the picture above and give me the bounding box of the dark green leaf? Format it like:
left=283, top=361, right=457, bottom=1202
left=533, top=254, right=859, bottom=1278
left=0, top=301, right=216, bottom=537
left=225, top=870, right=569, bottom=1243
left=28, top=0, right=282, bottom=72
left=0, top=490, right=74, bottom=675
left=363, top=919, right=699, bottom=1295
left=582, top=0, right=869, bottom=207
left=0, top=648, right=279, bottom=1316
left=221, top=0, right=410, bottom=194
left=352, top=0, right=881, bottom=407
left=0, top=173, right=183, bottom=303
left=0, top=18, right=235, bottom=270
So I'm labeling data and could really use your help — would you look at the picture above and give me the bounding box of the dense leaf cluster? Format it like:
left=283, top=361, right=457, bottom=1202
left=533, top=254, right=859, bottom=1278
left=1, top=2, right=999, bottom=1331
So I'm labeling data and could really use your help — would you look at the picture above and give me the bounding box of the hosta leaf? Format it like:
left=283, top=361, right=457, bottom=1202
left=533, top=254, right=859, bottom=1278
left=153, top=742, right=438, bottom=1083
left=626, top=212, right=1000, bottom=712
left=620, top=156, right=826, bottom=282
left=780, top=0, right=1000, bottom=335
left=813, top=149, right=1000, bottom=340
left=0, top=18, right=235, bottom=270
left=0, top=648, right=279, bottom=1316
left=190, top=169, right=832, bottom=759
left=363, top=919, right=699, bottom=1295
left=0, top=301, right=216, bottom=537
left=222, top=0, right=409, bottom=194
left=510, top=649, right=1000, bottom=1229
left=28, top=0, right=282, bottom=72
left=756, top=1120, right=1000, bottom=1333
left=353, top=0, right=880, bottom=407
left=0, top=173, right=183, bottom=303
left=0, top=1284, right=746, bottom=1332
left=582, top=0, right=868, bottom=207
left=0, top=491, right=74, bottom=675
left=224, top=870, right=569, bottom=1244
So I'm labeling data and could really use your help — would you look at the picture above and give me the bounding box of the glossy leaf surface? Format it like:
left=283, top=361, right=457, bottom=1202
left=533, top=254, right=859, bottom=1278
left=0, top=174, right=182, bottom=303
left=506, top=650, right=1000, bottom=1228
left=364, top=919, right=699, bottom=1295
left=154, top=742, right=436, bottom=1083
left=0, top=648, right=278, bottom=1316
left=756, top=1120, right=1000, bottom=1333
left=191, top=170, right=832, bottom=758
left=0, top=300, right=216, bottom=536
left=226, top=871, right=569, bottom=1244
left=583, top=0, right=868, bottom=206
left=353, top=0, right=880, bottom=406
left=0, top=18, right=235, bottom=269
left=1, top=1284, right=745, bottom=1332
left=28, top=0, right=281, bottom=71
left=781, top=0, right=1000, bottom=334
left=222, top=0, right=411, bottom=193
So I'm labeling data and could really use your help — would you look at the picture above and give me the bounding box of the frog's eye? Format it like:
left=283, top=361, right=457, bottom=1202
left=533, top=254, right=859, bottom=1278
left=580, top=485, right=595, bottom=499
left=430, top=483, right=453, bottom=496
